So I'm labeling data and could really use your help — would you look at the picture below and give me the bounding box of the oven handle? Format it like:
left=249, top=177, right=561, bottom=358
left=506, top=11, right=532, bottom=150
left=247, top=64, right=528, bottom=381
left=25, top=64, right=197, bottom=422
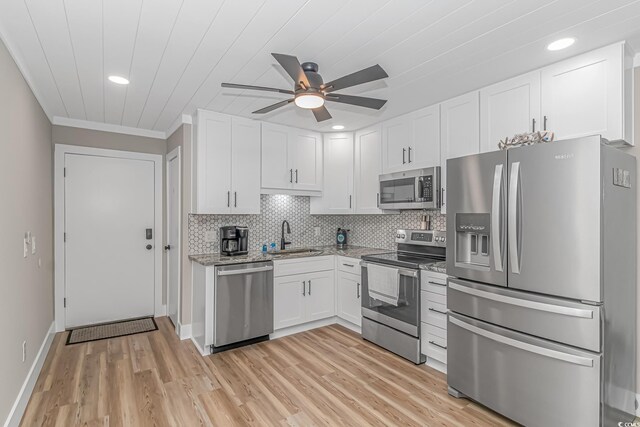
left=361, top=262, right=418, bottom=278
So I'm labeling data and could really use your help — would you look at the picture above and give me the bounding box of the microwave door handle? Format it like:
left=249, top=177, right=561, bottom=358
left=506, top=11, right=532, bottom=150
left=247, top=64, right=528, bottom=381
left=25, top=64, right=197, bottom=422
left=491, top=164, right=504, bottom=272
left=508, top=162, right=521, bottom=274
left=414, top=177, right=422, bottom=202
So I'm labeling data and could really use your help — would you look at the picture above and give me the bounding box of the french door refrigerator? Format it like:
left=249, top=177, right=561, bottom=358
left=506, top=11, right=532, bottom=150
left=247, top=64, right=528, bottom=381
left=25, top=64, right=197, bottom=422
left=445, top=135, right=636, bottom=427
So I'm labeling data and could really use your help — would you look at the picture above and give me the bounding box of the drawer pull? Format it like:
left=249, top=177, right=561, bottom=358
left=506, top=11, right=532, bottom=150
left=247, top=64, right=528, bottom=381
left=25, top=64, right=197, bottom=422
left=428, top=340, right=447, bottom=350
left=343, top=263, right=355, bottom=268
left=428, top=307, right=447, bottom=315
left=427, top=280, right=446, bottom=287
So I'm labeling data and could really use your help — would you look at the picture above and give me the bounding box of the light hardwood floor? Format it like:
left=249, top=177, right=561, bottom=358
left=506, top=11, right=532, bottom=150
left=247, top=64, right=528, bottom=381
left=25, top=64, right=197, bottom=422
left=21, top=317, right=515, bottom=426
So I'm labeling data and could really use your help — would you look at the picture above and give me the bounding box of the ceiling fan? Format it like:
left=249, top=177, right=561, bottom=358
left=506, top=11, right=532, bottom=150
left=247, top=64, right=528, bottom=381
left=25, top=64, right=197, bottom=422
left=221, top=53, right=388, bottom=122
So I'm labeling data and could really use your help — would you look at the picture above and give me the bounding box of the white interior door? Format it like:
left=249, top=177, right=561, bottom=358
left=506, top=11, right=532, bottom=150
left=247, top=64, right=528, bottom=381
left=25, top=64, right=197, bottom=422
left=167, top=150, right=181, bottom=327
left=64, top=153, right=156, bottom=327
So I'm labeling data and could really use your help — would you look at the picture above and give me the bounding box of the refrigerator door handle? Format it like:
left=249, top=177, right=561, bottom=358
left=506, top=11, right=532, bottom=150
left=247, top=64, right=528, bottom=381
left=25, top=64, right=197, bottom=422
left=508, top=162, right=521, bottom=274
left=491, top=164, right=504, bottom=272
left=449, top=316, right=594, bottom=367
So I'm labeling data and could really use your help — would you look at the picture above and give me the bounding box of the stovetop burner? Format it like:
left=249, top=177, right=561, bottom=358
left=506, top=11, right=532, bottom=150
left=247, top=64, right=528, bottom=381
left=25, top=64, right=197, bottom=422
left=361, top=229, right=446, bottom=269
left=361, top=252, right=444, bottom=269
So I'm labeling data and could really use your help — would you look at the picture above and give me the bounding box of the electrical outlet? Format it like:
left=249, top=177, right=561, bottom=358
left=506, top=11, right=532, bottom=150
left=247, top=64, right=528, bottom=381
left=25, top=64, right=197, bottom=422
left=204, top=230, right=216, bottom=243
left=31, top=235, right=36, bottom=254
left=22, top=341, right=26, bottom=363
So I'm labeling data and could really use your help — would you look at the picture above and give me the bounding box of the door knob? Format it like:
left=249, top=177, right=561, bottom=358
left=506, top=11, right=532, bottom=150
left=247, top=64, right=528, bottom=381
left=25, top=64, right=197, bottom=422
left=164, top=245, right=171, bottom=250
left=146, top=244, right=153, bottom=250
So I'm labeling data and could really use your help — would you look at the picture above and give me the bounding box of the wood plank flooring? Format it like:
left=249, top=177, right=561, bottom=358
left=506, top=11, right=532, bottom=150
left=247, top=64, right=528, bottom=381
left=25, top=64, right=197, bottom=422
left=21, top=317, right=515, bottom=426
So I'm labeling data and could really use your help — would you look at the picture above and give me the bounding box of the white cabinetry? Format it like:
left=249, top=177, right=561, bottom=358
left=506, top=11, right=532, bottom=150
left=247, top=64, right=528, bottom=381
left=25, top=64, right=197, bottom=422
left=354, top=126, right=384, bottom=214
left=194, top=110, right=260, bottom=214
left=480, top=72, right=541, bottom=152
left=310, top=133, right=354, bottom=214
left=273, top=257, right=335, bottom=330
left=336, top=257, right=361, bottom=327
left=420, top=271, right=448, bottom=373
left=439, top=91, right=480, bottom=214
left=261, top=123, right=323, bottom=194
left=540, top=42, right=633, bottom=145
left=381, top=104, right=440, bottom=173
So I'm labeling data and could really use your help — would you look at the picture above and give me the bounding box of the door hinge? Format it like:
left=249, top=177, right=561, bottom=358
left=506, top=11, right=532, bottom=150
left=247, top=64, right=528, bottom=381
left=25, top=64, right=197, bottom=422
left=63, top=298, right=66, bottom=308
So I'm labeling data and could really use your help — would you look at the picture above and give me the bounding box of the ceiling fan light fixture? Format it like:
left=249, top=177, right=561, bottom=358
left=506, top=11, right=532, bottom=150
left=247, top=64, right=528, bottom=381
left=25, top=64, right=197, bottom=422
left=294, top=93, right=324, bottom=109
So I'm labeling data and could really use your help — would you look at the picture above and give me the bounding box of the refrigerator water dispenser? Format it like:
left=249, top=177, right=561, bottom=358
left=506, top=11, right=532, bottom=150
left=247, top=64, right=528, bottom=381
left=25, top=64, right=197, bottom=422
left=455, top=213, right=490, bottom=268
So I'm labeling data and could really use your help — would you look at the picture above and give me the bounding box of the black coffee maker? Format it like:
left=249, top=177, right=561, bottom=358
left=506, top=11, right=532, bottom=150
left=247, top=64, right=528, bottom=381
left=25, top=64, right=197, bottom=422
left=219, top=226, right=249, bottom=256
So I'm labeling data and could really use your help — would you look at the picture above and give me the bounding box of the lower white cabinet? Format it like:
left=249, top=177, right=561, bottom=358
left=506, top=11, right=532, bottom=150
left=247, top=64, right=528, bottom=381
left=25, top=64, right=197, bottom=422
left=273, top=258, right=335, bottom=330
left=337, top=270, right=361, bottom=327
left=420, top=270, right=448, bottom=373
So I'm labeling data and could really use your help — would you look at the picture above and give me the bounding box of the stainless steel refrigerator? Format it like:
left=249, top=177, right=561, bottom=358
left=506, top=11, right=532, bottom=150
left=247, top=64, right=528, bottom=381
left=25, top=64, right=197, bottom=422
left=445, top=135, right=636, bottom=426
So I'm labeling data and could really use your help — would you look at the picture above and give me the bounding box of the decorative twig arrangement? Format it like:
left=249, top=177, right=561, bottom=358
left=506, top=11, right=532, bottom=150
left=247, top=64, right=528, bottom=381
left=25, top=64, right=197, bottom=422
left=498, top=131, right=554, bottom=150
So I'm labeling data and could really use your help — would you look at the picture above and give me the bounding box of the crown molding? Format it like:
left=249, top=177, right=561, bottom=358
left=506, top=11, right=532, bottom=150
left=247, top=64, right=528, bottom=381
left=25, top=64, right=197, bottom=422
left=52, top=116, right=167, bottom=140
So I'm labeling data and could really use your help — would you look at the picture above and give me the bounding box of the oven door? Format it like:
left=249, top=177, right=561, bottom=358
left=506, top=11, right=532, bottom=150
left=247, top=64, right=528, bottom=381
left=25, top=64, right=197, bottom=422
left=361, top=262, right=420, bottom=337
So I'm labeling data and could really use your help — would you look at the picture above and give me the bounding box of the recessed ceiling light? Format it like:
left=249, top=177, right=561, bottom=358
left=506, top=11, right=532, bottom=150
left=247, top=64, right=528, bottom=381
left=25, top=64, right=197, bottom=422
left=332, top=125, right=345, bottom=130
left=108, top=75, right=130, bottom=85
left=547, top=38, right=575, bottom=51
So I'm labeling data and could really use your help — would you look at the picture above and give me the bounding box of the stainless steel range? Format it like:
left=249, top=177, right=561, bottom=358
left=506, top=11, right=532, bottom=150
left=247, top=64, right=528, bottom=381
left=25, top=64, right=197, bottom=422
left=360, top=229, right=446, bottom=364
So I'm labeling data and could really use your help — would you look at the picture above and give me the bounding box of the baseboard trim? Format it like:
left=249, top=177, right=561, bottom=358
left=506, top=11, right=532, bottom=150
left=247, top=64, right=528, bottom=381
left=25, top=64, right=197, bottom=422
left=335, top=317, right=361, bottom=334
left=4, top=322, right=55, bottom=427
left=177, top=322, right=192, bottom=340
left=270, top=317, right=339, bottom=339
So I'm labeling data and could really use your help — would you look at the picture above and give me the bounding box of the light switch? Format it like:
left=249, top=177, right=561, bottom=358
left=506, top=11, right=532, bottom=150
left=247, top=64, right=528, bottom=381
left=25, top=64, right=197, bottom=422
left=204, top=230, right=216, bottom=243
left=314, top=226, right=321, bottom=237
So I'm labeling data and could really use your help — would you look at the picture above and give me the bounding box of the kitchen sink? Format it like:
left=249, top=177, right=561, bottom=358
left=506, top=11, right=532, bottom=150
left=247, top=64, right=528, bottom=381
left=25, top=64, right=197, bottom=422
left=276, top=248, right=322, bottom=255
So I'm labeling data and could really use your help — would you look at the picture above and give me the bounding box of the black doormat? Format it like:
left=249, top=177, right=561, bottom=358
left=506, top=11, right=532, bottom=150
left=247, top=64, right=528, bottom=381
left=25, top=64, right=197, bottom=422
left=66, top=317, right=158, bottom=345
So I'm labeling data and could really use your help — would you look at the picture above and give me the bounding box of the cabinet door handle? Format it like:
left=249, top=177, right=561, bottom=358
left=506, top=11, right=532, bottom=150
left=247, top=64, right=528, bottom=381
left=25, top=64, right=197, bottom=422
left=295, top=169, right=298, bottom=183
left=227, top=191, right=230, bottom=207
left=543, top=115, right=548, bottom=131
left=408, top=147, right=412, bottom=163
left=377, top=192, right=380, bottom=208
left=357, top=283, right=360, bottom=298
left=302, top=281, right=306, bottom=296
left=349, top=195, right=352, bottom=209
left=428, top=307, right=447, bottom=315
left=308, top=279, right=311, bottom=295
left=402, top=148, right=406, bottom=164
left=428, top=340, right=447, bottom=350
left=234, top=192, right=237, bottom=208
left=532, top=118, right=536, bottom=132
left=441, top=188, right=445, bottom=207
left=428, top=280, right=446, bottom=287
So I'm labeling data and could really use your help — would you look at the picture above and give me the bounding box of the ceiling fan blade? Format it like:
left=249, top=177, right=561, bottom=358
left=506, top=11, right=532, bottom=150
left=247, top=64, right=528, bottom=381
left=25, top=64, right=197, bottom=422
left=272, top=53, right=310, bottom=88
left=325, top=93, right=387, bottom=110
left=312, top=105, right=332, bottom=122
left=322, top=64, right=388, bottom=93
left=252, top=98, right=294, bottom=114
left=221, top=82, right=294, bottom=95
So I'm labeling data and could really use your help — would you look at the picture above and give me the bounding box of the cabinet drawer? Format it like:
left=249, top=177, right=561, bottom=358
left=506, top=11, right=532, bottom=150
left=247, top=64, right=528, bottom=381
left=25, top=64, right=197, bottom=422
left=337, top=256, right=361, bottom=275
left=421, top=272, right=447, bottom=295
left=274, top=256, right=334, bottom=277
left=421, top=292, right=447, bottom=329
left=424, top=290, right=446, bottom=306
left=421, top=322, right=447, bottom=364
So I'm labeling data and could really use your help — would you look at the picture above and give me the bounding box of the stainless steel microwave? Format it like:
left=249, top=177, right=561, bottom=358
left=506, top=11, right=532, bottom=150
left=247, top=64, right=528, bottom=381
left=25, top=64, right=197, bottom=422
left=379, top=167, right=441, bottom=210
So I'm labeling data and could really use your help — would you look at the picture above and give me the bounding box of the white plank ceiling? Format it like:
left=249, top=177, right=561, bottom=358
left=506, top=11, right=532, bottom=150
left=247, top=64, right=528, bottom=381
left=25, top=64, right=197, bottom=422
left=2, top=0, right=640, bottom=134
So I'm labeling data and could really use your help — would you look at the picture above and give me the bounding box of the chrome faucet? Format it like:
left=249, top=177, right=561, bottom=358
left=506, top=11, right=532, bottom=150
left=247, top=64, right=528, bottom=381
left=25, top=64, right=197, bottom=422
left=281, top=220, right=291, bottom=250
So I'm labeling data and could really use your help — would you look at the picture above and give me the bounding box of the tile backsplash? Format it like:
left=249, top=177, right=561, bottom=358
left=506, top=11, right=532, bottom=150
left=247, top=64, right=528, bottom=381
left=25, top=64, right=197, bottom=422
left=188, top=195, right=445, bottom=255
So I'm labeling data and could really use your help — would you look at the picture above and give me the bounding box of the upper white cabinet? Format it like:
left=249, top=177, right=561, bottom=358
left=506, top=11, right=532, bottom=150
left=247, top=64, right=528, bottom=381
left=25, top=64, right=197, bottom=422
left=480, top=72, right=541, bottom=153
left=540, top=42, right=633, bottom=145
left=194, top=110, right=261, bottom=214
left=381, top=104, right=440, bottom=173
left=310, top=133, right=354, bottom=215
left=354, top=126, right=384, bottom=214
left=440, top=91, right=480, bottom=214
left=261, top=123, right=323, bottom=194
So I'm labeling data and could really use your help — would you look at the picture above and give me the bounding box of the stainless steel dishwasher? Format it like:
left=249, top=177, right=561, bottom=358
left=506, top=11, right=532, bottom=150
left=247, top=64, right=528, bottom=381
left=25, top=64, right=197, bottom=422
left=212, top=261, right=274, bottom=352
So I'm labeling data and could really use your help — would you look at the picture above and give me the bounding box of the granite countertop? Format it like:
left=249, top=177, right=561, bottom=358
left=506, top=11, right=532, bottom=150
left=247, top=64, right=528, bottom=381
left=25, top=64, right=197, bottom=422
left=189, top=245, right=392, bottom=267
left=420, top=261, right=447, bottom=274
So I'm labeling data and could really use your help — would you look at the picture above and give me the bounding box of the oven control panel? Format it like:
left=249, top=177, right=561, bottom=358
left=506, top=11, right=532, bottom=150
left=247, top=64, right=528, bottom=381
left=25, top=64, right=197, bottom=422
left=396, top=229, right=446, bottom=247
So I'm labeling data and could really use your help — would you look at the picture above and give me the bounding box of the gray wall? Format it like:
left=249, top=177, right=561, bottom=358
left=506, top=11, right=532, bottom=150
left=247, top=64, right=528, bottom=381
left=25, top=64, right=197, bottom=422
left=166, top=124, right=193, bottom=325
left=52, top=125, right=169, bottom=304
left=0, top=38, right=53, bottom=422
